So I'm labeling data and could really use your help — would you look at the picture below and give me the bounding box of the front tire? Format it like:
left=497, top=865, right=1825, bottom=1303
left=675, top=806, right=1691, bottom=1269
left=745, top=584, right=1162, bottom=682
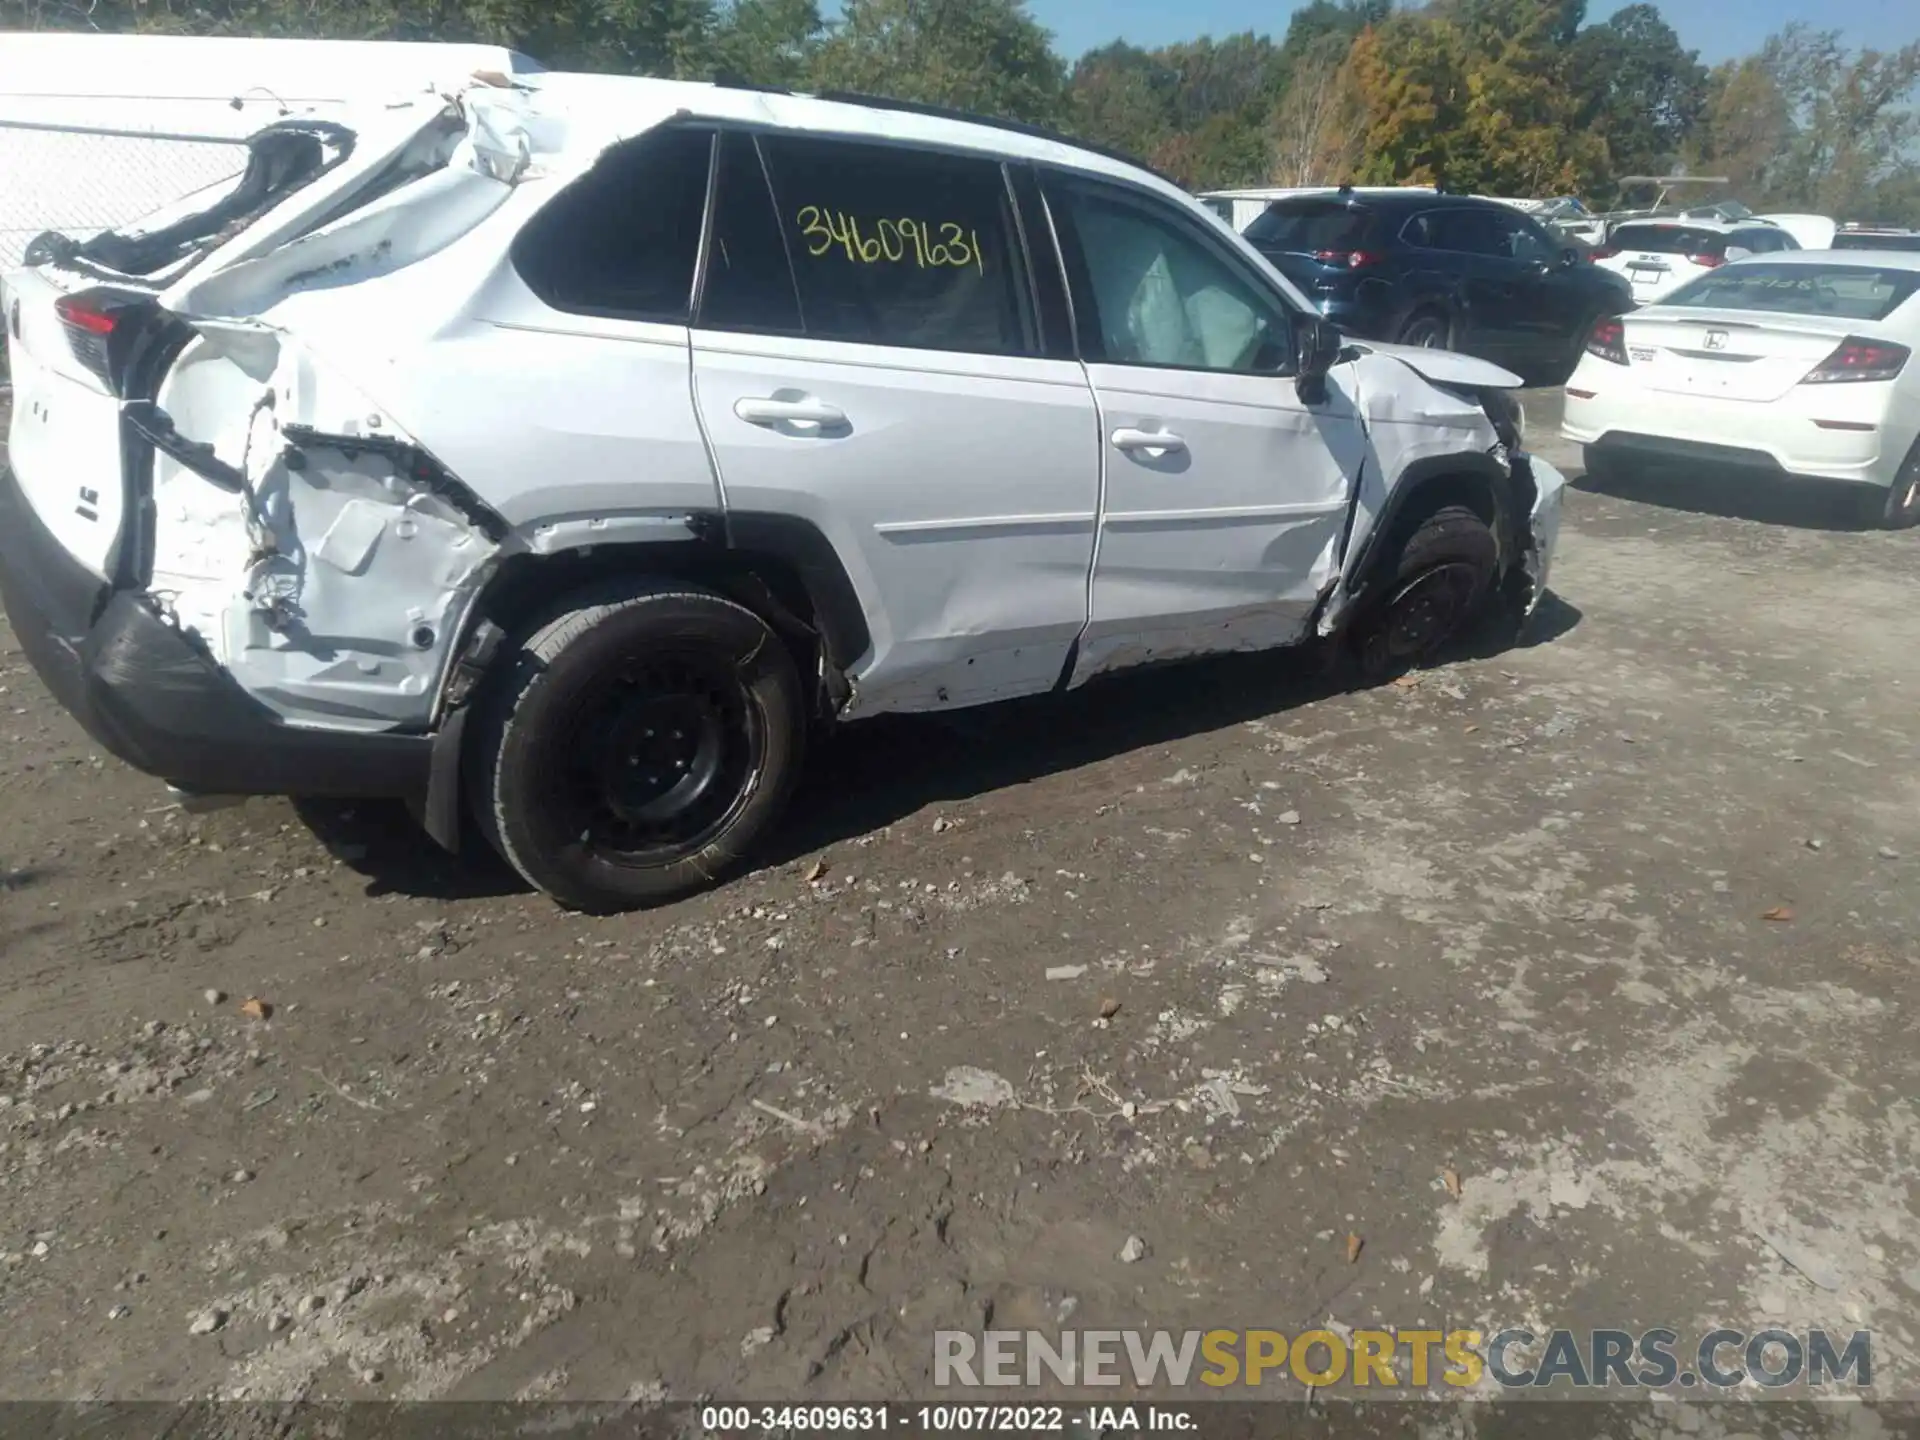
left=472, top=580, right=805, bottom=913
left=1349, top=504, right=1500, bottom=681
left=1397, top=311, right=1452, bottom=350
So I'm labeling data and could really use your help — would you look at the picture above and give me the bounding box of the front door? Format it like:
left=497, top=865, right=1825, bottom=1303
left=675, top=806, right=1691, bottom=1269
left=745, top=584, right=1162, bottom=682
left=1040, top=173, right=1367, bottom=686
left=690, top=130, right=1101, bottom=716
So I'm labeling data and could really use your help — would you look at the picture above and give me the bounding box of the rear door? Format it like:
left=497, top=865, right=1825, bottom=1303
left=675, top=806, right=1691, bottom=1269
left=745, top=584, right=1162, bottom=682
left=688, top=131, right=1101, bottom=715
left=1488, top=208, right=1586, bottom=350
left=1401, top=207, right=1527, bottom=357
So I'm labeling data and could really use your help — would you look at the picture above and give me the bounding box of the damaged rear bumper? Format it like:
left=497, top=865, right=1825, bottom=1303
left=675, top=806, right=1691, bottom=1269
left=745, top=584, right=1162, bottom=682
left=0, top=462, right=432, bottom=802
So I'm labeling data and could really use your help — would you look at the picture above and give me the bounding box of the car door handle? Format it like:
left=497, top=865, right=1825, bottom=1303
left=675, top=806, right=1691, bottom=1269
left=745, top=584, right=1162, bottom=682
left=734, top=396, right=847, bottom=428
left=1112, top=427, right=1187, bottom=456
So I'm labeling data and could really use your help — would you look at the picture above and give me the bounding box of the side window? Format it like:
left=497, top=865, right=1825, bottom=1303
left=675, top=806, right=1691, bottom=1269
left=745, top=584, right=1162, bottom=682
left=698, top=131, right=803, bottom=333
left=511, top=125, right=713, bottom=321
left=755, top=134, right=1036, bottom=356
left=1047, top=176, right=1293, bottom=374
left=1497, top=214, right=1557, bottom=264
left=1424, top=208, right=1504, bottom=256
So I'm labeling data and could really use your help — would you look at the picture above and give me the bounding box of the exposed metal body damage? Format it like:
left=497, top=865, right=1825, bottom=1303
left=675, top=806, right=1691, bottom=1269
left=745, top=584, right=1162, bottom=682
left=1, top=68, right=1568, bottom=867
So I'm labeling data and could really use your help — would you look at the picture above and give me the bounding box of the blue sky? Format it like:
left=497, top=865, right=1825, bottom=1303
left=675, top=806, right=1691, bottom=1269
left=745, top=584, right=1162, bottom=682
left=1026, top=0, right=1920, bottom=64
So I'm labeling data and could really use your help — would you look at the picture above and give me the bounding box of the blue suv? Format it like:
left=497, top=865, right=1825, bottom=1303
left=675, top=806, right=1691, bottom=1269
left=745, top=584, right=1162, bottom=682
left=1243, top=189, right=1631, bottom=383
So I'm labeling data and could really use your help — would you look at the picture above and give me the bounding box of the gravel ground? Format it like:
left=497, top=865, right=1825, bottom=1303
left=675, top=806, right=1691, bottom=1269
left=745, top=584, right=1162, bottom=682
left=1, top=389, right=1916, bottom=1418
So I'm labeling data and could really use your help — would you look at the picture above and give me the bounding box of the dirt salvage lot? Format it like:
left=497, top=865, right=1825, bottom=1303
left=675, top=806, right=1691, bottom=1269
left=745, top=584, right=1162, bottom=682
left=1, top=391, right=1917, bottom=1412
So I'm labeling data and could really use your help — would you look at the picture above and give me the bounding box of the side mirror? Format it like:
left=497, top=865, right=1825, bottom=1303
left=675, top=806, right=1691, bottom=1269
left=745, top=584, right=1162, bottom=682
left=1560, top=247, right=1582, bottom=267
left=1294, top=318, right=1342, bottom=404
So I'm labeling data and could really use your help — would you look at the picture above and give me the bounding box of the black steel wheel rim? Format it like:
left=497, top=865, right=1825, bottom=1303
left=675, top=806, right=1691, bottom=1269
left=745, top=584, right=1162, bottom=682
left=1376, top=562, right=1481, bottom=662
left=558, top=651, right=759, bottom=866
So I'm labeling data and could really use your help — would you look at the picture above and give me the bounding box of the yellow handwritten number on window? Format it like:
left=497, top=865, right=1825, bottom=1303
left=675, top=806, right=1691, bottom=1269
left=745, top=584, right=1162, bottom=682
left=796, top=208, right=984, bottom=274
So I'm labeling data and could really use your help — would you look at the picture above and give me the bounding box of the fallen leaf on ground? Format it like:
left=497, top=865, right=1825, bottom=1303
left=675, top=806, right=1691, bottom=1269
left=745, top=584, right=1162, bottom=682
left=239, top=997, right=273, bottom=1021
left=804, top=860, right=827, bottom=884
left=1443, top=1168, right=1463, bottom=1200
left=1762, top=906, right=1795, bottom=924
left=1345, top=1233, right=1364, bottom=1264
left=1391, top=674, right=1421, bottom=689
left=1098, top=998, right=1122, bottom=1020
left=1464, top=725, right=1480, bottom=734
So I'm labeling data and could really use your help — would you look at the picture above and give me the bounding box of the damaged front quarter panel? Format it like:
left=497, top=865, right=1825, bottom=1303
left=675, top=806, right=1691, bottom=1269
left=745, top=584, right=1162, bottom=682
left=140, top=320, right=505, bottom=733
left=1317, top=350, right=1564, bottom=635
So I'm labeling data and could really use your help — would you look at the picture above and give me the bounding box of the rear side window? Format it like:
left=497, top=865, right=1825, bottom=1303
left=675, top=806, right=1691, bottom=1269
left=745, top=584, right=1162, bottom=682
left=1244, top=201, right=1377, bottom=252
left=1610, top=225, right=1725, bottom=257
left=699, top=131, right=804, bottom=333
left=512, top=125, right=714, bottom=321
left=757, top=135, right=1035, bottom=356
left=1404, top=208, right=1503, bottom=256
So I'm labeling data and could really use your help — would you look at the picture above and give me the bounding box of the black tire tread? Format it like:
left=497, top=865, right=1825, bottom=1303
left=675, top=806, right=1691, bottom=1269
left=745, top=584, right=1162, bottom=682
left=470, top=579, right=802, bottom=913
left=1352, top=503, right=1500, bottom=678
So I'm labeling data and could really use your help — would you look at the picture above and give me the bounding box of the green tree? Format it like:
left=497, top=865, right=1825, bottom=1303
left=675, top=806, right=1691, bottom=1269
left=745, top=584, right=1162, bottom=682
left=1763, top=25, right=1920, bottom=219
left=807, top=0, right=1067, bottom=125
left=1068, top=41, right=1178, bottom=163
left=1568, top=3, right=1708, bottom=199
left=707, top=0, right=825, bottom=86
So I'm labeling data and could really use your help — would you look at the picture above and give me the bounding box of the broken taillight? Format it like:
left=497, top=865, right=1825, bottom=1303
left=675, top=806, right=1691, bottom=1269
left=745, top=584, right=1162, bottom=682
left=53, top=291, right=128, bottom=384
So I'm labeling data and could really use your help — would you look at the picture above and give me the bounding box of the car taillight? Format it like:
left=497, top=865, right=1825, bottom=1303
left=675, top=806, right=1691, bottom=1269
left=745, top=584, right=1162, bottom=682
left=1687, top=253, right=1724, bottom=269
left=53, top=291, right=126, bottom=383
left=1313, top=249, right=1384, bottom=269
left=1801, top=336, right=1910, bottom=385
left=1586, top=316, right=1628, bottom=365
left=1589, top=247, right=1619, bottom=261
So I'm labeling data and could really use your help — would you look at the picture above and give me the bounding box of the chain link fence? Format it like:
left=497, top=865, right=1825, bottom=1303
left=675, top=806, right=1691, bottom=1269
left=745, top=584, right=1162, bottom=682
left=0, top=121, right=251, bottom=270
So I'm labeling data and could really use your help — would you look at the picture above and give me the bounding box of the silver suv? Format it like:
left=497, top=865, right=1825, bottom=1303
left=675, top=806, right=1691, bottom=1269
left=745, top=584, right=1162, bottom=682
left=0, top=74, right=1565, bottom=911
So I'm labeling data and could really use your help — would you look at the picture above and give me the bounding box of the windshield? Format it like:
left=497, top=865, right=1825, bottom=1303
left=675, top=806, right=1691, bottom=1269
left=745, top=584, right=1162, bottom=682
left=1245, top=201, right=1377, bottom=251
left=1610, top=224, right=1726, bottom=256
left=1661, top=262, right=1920, bottom=321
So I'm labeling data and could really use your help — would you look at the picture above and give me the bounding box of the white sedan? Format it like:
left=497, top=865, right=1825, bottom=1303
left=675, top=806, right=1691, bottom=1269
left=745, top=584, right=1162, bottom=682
left=1563, top=250, right=1920, bottom=528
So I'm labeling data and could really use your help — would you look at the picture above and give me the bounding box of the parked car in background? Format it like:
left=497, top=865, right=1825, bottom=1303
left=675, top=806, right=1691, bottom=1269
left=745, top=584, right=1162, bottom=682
left=0, top=77, right=1565, bottom=912
left=1241, top=188, right=1631, bottom=382
left=1564, top=251, right=1920, bottom=529
left=1589, top=217, right=1799, bottom=304
left=1755, top=214, right=1838, bottom=250
left=1834, top=226, right=1920, bottom=254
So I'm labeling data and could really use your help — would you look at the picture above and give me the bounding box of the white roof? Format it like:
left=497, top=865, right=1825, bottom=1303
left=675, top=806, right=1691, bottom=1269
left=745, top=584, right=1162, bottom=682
left=1610, top=215, right=1781, bottom=234
left=481, top=72, right=1189, bottom=200
left=1728, top=248, right=1920, bottom=271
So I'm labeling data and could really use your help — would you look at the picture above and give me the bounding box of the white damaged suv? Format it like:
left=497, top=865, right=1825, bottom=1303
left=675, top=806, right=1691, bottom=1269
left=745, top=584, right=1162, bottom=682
left=0, top=74, right=1564, bottom=912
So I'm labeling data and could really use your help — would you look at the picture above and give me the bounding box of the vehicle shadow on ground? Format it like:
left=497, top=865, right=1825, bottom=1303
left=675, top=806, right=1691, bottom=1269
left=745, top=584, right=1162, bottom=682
left=299, top=596, right=1584, bottom=905
left=1578, top=465, right=1876, bottom=532
left=765, top=592, right=1585, bottom=868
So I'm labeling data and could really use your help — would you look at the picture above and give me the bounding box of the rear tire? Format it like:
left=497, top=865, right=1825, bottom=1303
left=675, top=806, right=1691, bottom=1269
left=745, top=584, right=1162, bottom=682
left=1397, top=310, right=1452, bottom=350
left=471, top=579, right=805, bottom=913
left=1349, top=504, right=1500, bottom=681
left=1878, top=446, right=1920, bottom=530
